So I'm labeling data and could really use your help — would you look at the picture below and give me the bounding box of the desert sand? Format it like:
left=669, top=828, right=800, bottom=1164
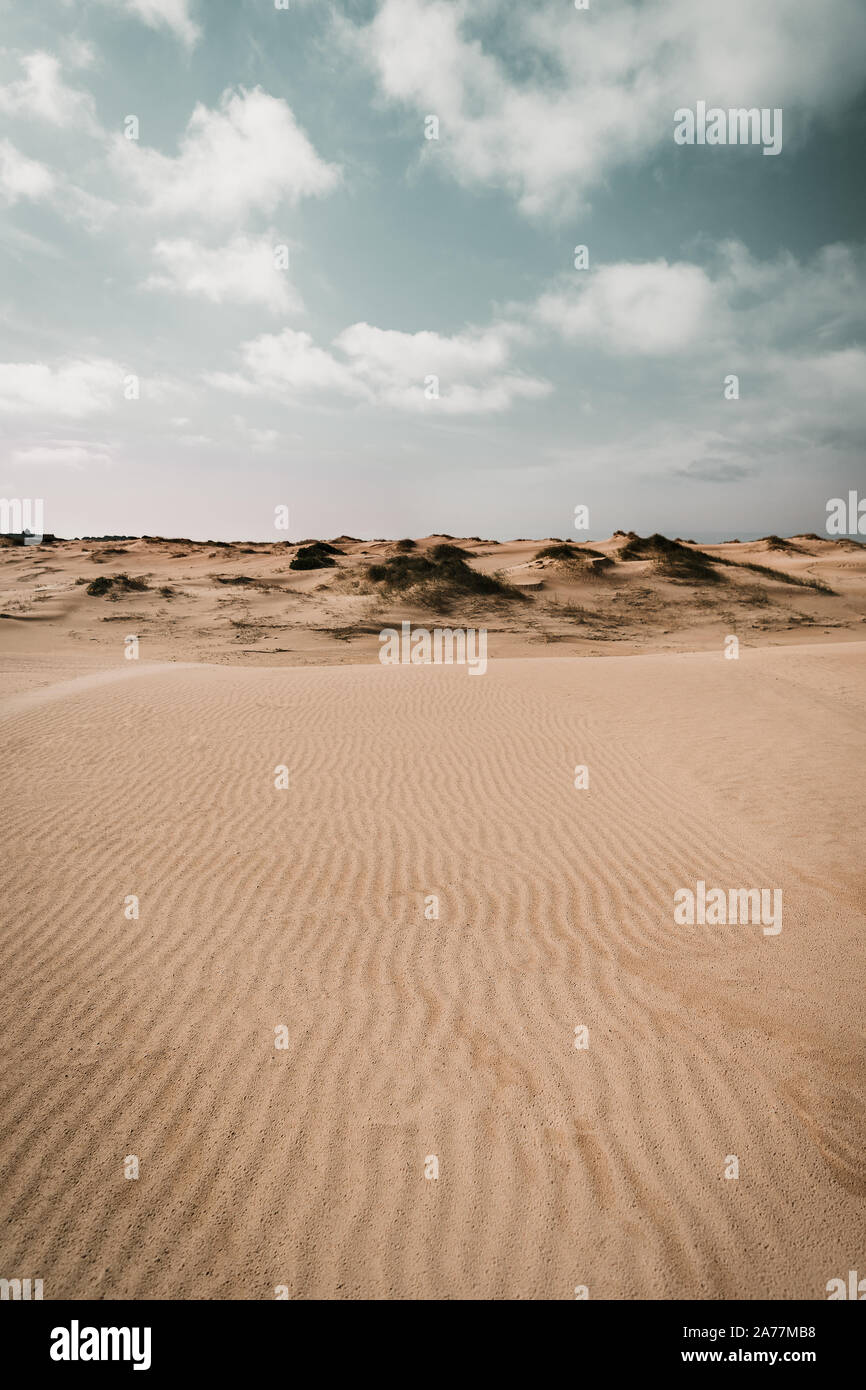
left=1, top=531, right=865, bottom=673
left=1, top=532, right=864, bottom=1298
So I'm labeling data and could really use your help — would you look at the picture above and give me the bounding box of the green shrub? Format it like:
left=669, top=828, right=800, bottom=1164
left=367, top=543, right=523, bottom=600
left=290, top=543, right=338, bottom=570
left=85, top=572, right=149, bottom=596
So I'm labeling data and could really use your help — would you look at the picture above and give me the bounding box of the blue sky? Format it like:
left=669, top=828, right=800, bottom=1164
left=1, top=0, right=864, bottom=541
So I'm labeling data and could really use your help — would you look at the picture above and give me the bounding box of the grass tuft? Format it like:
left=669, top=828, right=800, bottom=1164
left=367, top=542, right=524, bottom=602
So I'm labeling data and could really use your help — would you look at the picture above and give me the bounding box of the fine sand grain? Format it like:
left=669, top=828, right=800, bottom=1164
left=1, top=640, right=863, bottom=1298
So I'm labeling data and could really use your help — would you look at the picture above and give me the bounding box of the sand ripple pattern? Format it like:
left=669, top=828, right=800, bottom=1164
left=1, top=645, right=864, bottom=1298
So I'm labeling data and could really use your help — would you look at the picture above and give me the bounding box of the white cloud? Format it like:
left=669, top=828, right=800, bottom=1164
left=62, top=38, right=99, bottom=70
left=0, top=138, right=115, bottom=227
left=336, top=321, right=512, bottom=382
left=115, top=86, right=340, bottom=224
left=533, top=242, right=866, bottom=361
left=760, top=347, right=866, bottom=445
left=534, top=241, right=866, bottom=489
left=247, top=427, right=280, bottom=449
left=348, top=0, right=866, bottom=215
left=707, top=241, right=865, bottom=352
left=59, top=184, right=118, bottom=232
left=230, top=416, right=302, bottom=450
left=210, top=328, right=364, bottom=400
left=242, top=424, right=283, bottom=450
left=783, top=347, right=866, bottom=400
left=0, top=359, right=124, bottom=417
left=0, top=51, right=101, bottom=134
left=335, top=321, right=549, bottom=411
left=145, top=234, right=302, bottom=312
left=0, top=141, right=116, bottom=226
left=0, top=140, right=55, bottom=205
left=536, top=261, right=714, bottom=355
left=11, top=442, right=112, bottom=468
left=209, top=321, right=551, bottom=413
left=97, top=0, right=201, bottom=48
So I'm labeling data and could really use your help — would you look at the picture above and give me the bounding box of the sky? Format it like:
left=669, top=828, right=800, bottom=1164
left=0, top=0, right=864, bottom=542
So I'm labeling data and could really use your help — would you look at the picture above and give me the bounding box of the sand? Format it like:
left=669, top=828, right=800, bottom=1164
left=2, top=531, right=865, bottom=670
left=1, top=535, right=864, bottom=1299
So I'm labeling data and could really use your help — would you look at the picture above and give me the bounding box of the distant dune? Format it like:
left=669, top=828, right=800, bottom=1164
left=1, top=531, right=864, bottom=670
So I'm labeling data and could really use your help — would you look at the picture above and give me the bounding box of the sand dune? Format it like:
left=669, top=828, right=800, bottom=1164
left=2, top=531, right=864, bottom=670
left=1, top=638, right=863, bottom=1298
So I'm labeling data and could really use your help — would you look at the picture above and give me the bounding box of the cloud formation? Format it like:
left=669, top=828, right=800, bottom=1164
left=97, top=0, right=201, bottom=48
left=145, top=234, right=302, bottom=313
left=535, top=261, right=715, bottom=356
left=349, top=0, right=866, bottom=214
left=0, top=50, right=101, bottom=134
left=210, top=321, right=551, bottom=414
left=0, top=140, right=56, bottom=205
left=0, top=359, right=124, bottom=417
left=533, top=242, right=866, bottom=363
left=114, top=87, right=340, bottom=224
left=11, top=442, right=113, bottom=469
